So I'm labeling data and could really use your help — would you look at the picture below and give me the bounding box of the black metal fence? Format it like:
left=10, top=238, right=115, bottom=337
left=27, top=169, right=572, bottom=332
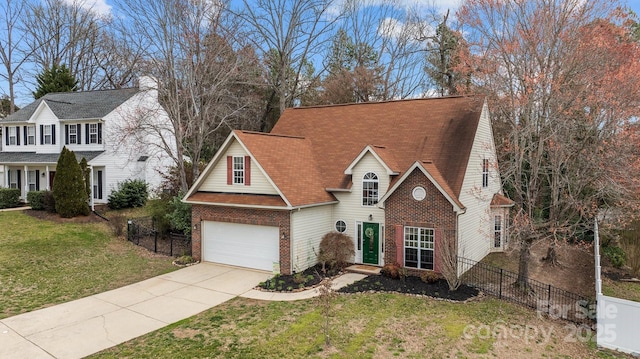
left=458, top=256, right=595, bottom=325
left=127, top=217, right=192, bottom=257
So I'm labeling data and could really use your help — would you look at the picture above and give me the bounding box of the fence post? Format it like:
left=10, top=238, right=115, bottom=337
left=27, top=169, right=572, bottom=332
left=170, top=234, right=174, bottom=256
left=499, top=268, right=503, bottom=299
left=547, top=284, right=552, bottom=315
left=154, top=230, right=158, bottom=253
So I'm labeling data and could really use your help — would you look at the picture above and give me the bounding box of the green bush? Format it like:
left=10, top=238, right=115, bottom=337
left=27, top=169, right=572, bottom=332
left=0, top=188, right=20, bottom=209
left=147, top=197, right=171, bottom=235
left=108, top=179, right=148, bottom=210
left=43, top=191, right=56, bottom=213
left=53, top=147, right=90, bottom=217
left=27, top=191, right=46, bottom=210
left=603, top=245, right=626, bottom=268
left=168, top=193, right=191, bottom=235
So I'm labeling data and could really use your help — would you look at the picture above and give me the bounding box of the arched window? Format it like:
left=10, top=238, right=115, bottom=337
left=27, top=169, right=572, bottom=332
left=362, top=172, right=379, bottom=206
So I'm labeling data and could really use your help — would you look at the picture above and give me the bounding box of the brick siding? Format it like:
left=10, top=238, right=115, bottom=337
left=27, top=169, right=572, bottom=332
left=384, top=168, right=457, bottom=275
left=191, top=204, right=292, bottom=274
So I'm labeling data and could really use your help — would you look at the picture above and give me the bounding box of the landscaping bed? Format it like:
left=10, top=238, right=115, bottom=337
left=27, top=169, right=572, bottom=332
left=258, top=264, right=326, bottom=291
left=338, top=275, right=479, bottom=301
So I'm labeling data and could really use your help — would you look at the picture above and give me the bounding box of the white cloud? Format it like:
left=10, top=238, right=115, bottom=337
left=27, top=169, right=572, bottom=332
left=63, top=0, right=112, bottom=17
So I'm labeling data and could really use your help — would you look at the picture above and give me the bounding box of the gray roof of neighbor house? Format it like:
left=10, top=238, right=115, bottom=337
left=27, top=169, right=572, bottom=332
left=0, top=151, right=104, bottom=164
left=1, top=88, right=140, bottom=123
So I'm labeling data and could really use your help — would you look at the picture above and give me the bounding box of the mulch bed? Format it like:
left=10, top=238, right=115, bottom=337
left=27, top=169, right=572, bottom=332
left=258, top=265, right=479, bottom=302
left=23, top=209, right=106, bottom=224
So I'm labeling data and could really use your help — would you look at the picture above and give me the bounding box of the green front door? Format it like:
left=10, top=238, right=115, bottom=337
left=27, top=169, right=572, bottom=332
left=362, top=222, right=379, bottom=264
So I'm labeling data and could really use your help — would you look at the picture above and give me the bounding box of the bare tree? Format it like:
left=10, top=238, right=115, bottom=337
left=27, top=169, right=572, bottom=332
left=24, top=0, right=110, bottom=91
left=457, top=0, right=640, bottom=283
left=0, top=0, right=36, bottom=112
left=114, top=0, right=264, bottom=191
left=236, top=0, right=341, bottom=130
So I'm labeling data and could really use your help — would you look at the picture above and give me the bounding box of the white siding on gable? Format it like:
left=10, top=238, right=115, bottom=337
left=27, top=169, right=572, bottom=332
left=198, top=140, right=279, bottom=195
left=291, top=204, right=334, bottom=271
left=332, top=152, right=389, bottom=264
left=457, top=103, right=502, bottom=262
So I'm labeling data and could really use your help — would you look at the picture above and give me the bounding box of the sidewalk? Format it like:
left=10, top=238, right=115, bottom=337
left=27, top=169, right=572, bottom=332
left=0, top=263, right=366, bottom=359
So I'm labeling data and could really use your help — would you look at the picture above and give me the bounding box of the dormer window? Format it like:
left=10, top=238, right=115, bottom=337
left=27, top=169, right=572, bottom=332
left=27, top=126, right=35, bottom=145
left=233, top=156, right=244, bottom=184
left=40, top=124, right=55, bottom=145
left=89, top=124, right=98, bottom=144
left=362, top=172, right=379, bottom=206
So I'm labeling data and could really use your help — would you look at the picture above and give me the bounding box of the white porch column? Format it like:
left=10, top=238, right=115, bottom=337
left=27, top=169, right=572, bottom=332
left=89, top=166, right=94, bottom=212
left=23, top=165, right=28, bottom=200
left=45, top=165, right=50, bottom=191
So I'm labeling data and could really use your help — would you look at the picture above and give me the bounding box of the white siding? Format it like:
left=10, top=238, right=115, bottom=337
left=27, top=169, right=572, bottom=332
left=290, top=204, right=334, bottom=271
left=457, top=103, right=502, bottom=262
left=4, top=104, right=60, bottom=154
left=332, top=152, right=388, bottom=264
left=198, top=140, right=278, bottom=195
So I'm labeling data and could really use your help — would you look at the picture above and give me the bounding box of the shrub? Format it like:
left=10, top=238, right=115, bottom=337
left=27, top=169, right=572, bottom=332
left=318, top=232, right=355, bottom=274
left=53, top=147, right=90, bottom=217
left=420, top=271, right=442, bottom=284
left=43, top=191, right=56, bottom=213
left=27, top=191, right=46, bottom=210
left=147, top=197, right=171, bottom=235
left=0, top=188, right=20, bottom=209
left=108, top=179, right=148, bottom=210
left=380, top=262, right=401, bottom=279
left=603, top=245, right=626, bottom=268
left=108, top=213, right=127, bottom=237
left=168, top=192, right=191, bottom=235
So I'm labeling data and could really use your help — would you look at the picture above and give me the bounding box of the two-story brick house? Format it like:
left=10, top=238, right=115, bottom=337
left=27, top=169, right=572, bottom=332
left=184, top=96, right=513, bottom=275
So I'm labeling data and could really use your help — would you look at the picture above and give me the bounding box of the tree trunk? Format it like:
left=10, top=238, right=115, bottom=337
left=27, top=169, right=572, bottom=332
left=542, top=242, right=559, bottom=266
left=516, top=237, right=532, bottom=292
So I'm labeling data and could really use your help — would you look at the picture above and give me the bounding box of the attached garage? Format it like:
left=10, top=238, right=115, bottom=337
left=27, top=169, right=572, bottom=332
left=202, top=221, right=280, bottom=272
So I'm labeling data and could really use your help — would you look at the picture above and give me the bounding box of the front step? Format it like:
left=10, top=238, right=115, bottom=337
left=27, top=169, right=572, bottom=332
left=345, top=264, right=382, bottom=276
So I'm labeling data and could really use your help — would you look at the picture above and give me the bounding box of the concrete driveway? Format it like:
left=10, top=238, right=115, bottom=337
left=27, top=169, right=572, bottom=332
left=0, top=263, right=272, bottom=359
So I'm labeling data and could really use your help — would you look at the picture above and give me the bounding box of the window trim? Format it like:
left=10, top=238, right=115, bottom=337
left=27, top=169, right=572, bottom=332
left=27, top=126, right=35, bottom=145
left=69, top=125, right=78, bottom=144
left=43, top=125, right=52, bottom=145
left=335, top=220, right=347, bottom=233
left=89, top=123, right=99, bottom=144
left=232, top=156, right=245, bottom=185
left=8, top=127, right=16, bottom=146
left=362, top=172, right=379, bottom=206
left=8, top=170, right=18, bottom=189
left=27, top=170, right=37, bottom=192
left=494, top=215, right=502, bottom=248
left=404, top=226, right=435, bottom=270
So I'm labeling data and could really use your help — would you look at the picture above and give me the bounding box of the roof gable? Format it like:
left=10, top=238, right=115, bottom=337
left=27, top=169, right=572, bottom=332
left=345, top=145, right=399, bottom=176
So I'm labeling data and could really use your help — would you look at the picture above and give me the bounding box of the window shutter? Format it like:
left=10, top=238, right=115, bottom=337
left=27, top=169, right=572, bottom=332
left=97, top=123, right=102, bottom=144
left=5, top=127, right=8, bottom=146
left=244, top=156, right=251, bottom=186
left=23, top=126, right=27, bottom=145
left=40, top=125, right=44, bottom=144
left=51, top=124, right=56, bottom=144
left=226, top=156, right=232, bottom=185
left=6, top=169, right=9, bottom=186
left=85, top=124, right=89, bottom=144
left=35, top=170, right=40, bottom=191
left=77, top=124, right=81, bottom=143
left=65, top=125, right=69, bottom=145
left=16, top=170, right=21, bottom=192
left=16, top=126, right=20, bottom=145
left=395, top=225, right=404, bottom=266
left=97, top=170, right=103, bottom=199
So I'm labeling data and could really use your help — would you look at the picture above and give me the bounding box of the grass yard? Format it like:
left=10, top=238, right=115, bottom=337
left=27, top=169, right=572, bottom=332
left=91, top=294, right=628, bottom=359
left=602, top=277, right=640, bottom=303
left=0, top=210, right=177, bottom=319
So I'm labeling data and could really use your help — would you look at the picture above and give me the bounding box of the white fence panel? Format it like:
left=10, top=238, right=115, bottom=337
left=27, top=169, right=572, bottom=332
left=597, top=294, right=640, bottom=355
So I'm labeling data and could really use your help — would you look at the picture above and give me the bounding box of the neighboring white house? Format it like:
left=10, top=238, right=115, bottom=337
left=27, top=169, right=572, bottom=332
left=184, top=96, right=513, bottom=275
left=0, top=77, right=176, bottom=208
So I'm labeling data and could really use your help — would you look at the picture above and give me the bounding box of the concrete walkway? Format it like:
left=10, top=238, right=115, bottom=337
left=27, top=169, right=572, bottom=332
left=0, top=263, right=366, bottom=359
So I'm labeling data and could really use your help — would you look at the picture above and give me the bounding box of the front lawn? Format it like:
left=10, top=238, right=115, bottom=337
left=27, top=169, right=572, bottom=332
left=90, top=294, right=627, bottom=358
left=0, top=211, right=177, bottom=319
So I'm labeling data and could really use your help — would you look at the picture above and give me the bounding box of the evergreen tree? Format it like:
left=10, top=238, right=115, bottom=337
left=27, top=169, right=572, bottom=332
left=33, top=64, right=78, bottom=99
left=79, top=157, right=91, bottom=202
left=53, top=147, right=89, bottom=217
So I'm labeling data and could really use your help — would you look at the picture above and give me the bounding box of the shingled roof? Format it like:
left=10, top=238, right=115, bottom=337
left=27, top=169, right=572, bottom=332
left=271, top=96, right=485, bottom=199
left=2, top=88, right=140, bottom=122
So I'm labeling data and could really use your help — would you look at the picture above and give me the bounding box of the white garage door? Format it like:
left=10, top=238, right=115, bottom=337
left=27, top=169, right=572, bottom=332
left=202, top=221, right=280, bottom=272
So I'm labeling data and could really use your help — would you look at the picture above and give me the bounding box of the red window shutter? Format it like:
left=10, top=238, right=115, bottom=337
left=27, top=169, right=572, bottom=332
left=434, top=229, right=441, bottom=273
left=395, top=224, right=404, bottom=265
left=244, top=156, right=251, bottom=186
left=226, top=156, right=232, bottom=185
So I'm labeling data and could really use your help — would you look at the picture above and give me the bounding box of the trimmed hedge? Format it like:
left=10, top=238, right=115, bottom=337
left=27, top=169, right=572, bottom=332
left=27, top=191, right=46, bottom=210
left=0, top=188, right=21, bottom=209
